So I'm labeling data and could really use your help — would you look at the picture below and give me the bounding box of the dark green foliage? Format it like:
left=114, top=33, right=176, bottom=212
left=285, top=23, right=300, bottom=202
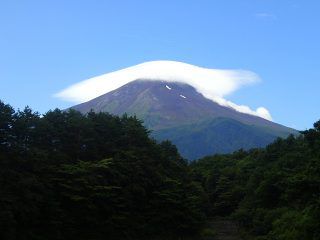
left=0, top=100, right=206, bottom=240
left=2, top=98, right=319, bottom=240
left=191, top=127, right=320, bottom=239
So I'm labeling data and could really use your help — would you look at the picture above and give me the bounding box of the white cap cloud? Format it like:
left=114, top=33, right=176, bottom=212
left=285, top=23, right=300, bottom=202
left=54, top=60, right=272, bottom=121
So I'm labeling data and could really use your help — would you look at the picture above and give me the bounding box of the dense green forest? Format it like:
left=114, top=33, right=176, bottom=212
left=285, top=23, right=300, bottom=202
left=1, top=100, right=320, bottom=240
left=0, top=101, right=206, bottom=240
left=191, top=123, right=320, bottom=239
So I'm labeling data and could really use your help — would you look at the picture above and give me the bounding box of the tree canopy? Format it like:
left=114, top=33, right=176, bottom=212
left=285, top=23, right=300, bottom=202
left=0, top=101, right=206, bottom=240
left=1, top=99, right=320, bottom=240
left=191, top=124, right=320, bottom=239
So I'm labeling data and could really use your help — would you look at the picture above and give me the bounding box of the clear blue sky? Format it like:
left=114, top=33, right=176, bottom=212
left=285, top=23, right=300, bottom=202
left=1, top=0, right=319, bottom=130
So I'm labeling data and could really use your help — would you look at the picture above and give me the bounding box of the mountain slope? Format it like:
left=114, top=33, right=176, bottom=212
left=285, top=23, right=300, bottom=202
left=71, top=80, right=297, bottom=159
left=152, top=117, right=284, bottom=160
left=72, top=80, right=229, bottom=129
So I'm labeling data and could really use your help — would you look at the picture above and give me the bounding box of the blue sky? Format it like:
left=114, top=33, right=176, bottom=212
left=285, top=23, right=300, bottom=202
left=0, top=0, right=319, bottom=130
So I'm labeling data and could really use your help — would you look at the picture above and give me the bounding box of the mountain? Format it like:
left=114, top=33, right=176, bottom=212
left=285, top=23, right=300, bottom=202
left=71, top=80, right=297, bottom=159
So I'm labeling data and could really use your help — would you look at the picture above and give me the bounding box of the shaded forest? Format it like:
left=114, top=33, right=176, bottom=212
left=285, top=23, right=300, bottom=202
left=0, top=100, right=320, bottom=240
left=0, top=101, right=206, bottom=240
left=191, top=123, right=320, bottom=239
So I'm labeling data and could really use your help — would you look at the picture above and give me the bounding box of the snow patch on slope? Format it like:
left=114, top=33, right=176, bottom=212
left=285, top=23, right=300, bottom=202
left=54, top=60, right=272, bottom=120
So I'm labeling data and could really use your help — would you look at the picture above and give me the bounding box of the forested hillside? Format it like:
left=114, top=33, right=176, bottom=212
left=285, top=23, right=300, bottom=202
left=1, top=99, right=320, bottom=240
left=0, top=100, right=206, bottom=240
left=191, top=122, right=320, bottom=239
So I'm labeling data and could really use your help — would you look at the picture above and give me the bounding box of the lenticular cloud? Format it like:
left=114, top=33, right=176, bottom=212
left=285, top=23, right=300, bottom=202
left=54, top=60, right=272, bottom=120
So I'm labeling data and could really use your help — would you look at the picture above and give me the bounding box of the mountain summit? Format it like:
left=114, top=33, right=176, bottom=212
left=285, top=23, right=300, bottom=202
left=56, top=60, right=267, bottom=119
left=71, top=80, right=296, bottom=159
